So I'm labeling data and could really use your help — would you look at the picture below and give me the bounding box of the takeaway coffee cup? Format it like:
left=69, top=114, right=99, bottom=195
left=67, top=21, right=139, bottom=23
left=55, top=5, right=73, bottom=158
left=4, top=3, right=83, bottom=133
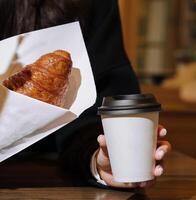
left=98, top=94, right=161, bottom=182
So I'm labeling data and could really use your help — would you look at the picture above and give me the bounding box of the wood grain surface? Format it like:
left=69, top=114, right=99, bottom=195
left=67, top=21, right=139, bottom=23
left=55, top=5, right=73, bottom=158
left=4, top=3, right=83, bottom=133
left=0, top=151, right=195, bottom=199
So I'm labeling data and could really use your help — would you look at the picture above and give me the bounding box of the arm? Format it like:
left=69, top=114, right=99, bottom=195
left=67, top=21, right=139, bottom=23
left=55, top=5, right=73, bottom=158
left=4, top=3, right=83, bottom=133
left=57, top=65, right=140, bottom=187
left=57, top=0, right=140, bottom=187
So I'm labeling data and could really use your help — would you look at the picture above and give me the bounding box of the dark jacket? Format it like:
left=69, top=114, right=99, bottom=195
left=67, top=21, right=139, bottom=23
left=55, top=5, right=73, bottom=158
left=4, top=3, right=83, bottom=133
left=4, top=0, right=140, bottom=188
left=56, top=0, right=140, bottom=187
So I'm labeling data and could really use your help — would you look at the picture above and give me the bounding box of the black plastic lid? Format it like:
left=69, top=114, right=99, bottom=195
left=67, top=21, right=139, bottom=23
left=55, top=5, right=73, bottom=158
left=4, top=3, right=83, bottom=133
left=98, top=94, right=161, bottom=115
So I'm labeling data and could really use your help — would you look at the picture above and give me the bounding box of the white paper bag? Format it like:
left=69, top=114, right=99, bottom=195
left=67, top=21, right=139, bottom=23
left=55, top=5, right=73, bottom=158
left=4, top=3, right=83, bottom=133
left=0, top=22, right=97, bottom=162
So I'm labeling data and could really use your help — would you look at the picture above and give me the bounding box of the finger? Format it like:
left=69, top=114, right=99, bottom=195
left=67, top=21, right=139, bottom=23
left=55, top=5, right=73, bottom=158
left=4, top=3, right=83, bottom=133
left=100, top=171, right=140, bottom=188
left=156, top=140, right=172, bottom=160
left=97, top=134, right=109, bottom=157
left=154, top=165, right=164, bottom=176
left=98, top=167, right=141, bottom=188
left=155, top=141, right=171, bottom=160
left=158, top=125, right=167, bottom=138
left=157, top=140, right=171, bottom=149
left=97, top=135, right=111, bottom=171
left=96, top=149, right=111, bottom=172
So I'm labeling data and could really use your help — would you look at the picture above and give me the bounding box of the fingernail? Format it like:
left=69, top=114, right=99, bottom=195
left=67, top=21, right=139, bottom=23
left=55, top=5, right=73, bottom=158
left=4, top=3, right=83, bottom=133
left=157, top=150, right=165, bottom=159
left=160, top=128, right=167, bottom=136
left=97, top=135, right=101, bottom=142
left=157, top=166, right=163, bottom=176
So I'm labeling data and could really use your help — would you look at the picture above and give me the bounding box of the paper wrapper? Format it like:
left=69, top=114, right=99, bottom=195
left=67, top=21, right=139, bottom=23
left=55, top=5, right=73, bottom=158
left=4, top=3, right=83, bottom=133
left=0, top=22, right=96, bottom=162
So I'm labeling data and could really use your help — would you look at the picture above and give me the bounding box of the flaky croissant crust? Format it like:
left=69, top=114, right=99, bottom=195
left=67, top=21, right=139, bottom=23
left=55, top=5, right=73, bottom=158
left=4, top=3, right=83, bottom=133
left=3, top=50, right=72, bottom=108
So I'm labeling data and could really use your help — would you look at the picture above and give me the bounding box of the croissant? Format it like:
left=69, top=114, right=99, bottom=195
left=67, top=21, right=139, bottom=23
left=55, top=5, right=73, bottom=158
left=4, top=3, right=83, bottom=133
left=3, top=50, right=72, bottom=108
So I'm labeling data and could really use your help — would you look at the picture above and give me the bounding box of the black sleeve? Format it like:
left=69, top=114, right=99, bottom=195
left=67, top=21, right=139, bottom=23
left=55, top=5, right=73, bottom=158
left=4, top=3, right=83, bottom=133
left=56, top=0, right=140, bottom=188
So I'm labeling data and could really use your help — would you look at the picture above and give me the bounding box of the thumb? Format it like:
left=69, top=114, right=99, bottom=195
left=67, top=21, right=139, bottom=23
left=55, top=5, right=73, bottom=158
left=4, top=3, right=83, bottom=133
left=97, top=135, right=111, bottom=172
left=97, top=134, right=109, bottom=157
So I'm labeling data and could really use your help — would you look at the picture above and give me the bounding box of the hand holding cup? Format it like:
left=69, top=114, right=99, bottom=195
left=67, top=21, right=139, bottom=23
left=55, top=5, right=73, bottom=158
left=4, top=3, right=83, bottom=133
left=96, top=94, right=171, bottom=188
left=96, top=125, right=171, bottom=188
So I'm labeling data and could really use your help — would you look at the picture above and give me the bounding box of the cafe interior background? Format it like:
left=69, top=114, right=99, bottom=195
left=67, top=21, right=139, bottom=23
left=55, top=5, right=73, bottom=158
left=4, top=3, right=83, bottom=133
left=119, top=0, right=196, bottom=158
left=0, top=1, right=195, bottom=199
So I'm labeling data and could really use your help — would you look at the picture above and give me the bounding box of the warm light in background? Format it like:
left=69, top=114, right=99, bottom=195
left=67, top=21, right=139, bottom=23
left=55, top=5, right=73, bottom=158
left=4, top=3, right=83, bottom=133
left=119, top=0, right=196, bottom=85
left=119, top=0, right=139, bottom=69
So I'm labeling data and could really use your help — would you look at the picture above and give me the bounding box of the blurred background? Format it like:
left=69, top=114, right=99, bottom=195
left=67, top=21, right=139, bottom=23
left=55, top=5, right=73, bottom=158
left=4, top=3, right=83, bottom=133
left=119, top=0, right=196, bottom=158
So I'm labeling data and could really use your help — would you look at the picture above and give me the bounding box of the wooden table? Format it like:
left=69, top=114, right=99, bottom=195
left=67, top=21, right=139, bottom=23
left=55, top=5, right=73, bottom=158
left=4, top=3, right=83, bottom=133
left=0, top=151, right=195, bottom=200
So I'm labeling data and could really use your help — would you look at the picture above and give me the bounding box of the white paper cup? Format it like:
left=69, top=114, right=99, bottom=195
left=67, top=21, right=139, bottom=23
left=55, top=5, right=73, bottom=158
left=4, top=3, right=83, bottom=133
left=98, top=94, right=161, bottom=182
